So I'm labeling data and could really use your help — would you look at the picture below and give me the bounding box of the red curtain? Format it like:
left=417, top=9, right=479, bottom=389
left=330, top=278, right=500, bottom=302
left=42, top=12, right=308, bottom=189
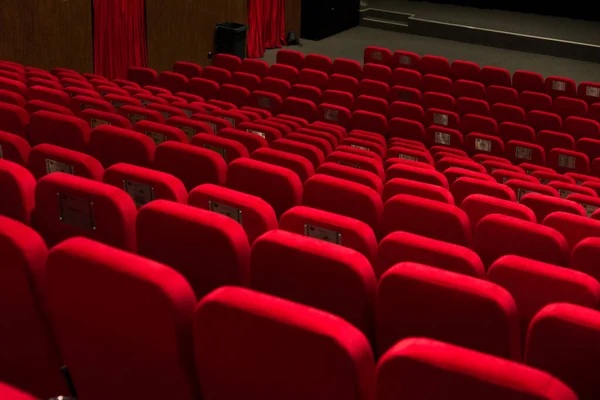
left=247, top=0, right=285, bottom=58
left=93, top=0, right=148, bottom=80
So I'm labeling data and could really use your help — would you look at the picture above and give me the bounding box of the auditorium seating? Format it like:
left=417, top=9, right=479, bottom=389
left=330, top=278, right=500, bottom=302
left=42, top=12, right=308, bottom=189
left=376, top=262, right=520, bottom=359
left=47, top=237, right=200, bottom=400
left=525, top=303, right=600, bottom=399
left=377, top=338, right=577, bottom=400
left=3, top=44, right=600, bottom=397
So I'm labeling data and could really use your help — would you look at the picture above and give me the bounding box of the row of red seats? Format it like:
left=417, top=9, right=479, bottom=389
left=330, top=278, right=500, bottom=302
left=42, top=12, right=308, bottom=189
left=4, top=70, right=600, bottom=264
left=2, top=214, right=592, bottom=399
left=362, top=46, right=600, bottom=101
left=5, top=55, right=600, bottom=164
left=3, top=57, right=600, bottom=398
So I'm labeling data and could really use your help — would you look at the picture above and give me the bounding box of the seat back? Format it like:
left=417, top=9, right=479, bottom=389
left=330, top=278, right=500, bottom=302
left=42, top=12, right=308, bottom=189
left=474, top=214, right=568, bottom=267
left=226, top=158, right=303, bottom=217
left=137, top=200, right=250, bottom=299
left=377, top=337, right=577, bottom=400
left=250, top=230, right=376, bottom=336
left=525, top=303, right=600, bottom=400
left=103, top=163, right=188, bottom=207
left=28, top=143, right=104, bottom=181
left=303, top=174, right=383, bottom=235
left=153, top=142, right=227, bottom=191
left=33, top=173, right=137, bottom=249
left=376, top=231, right=484, bottom=279
left=47, top=237, right=199, bottom=400
left=489, top=255, right=600, bottom=340
left=382, top=194, right=472, bottom=246
left=0, top=159, right=36, bottom=224
left=89, top=125, right=155, bottom=168
left=376, top=263, right=520, bottom=359
left=0, top=216, right=68, bottom=398
left=195, top=286, right=375, bottom=400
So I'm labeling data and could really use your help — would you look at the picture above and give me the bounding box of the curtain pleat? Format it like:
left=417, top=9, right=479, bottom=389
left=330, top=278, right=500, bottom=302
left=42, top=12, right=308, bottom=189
left=247, top=0, right=285, bottom=58
left=93, top=0, right=148, bottom=79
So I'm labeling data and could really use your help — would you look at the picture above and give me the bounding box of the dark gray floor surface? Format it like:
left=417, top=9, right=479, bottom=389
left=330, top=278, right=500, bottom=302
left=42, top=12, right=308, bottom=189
left=261, top=26, right=600, bottom=84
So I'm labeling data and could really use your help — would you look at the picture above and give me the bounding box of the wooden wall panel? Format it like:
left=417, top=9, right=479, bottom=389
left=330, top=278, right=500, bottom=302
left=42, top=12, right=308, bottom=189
left=146, top=0, right=248, bottom=74
left=0, top=0, right=93, bottom=73
left=0, top=0, right=35, bottom=65
left=285, top=0, right=302, bottom=37
left=31, top=0, right=94, bottom=72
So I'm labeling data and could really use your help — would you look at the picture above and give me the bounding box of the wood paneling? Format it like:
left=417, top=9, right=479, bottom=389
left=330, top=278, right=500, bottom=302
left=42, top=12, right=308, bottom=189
left=0, top=0, right=35, bottom=65
left=146, top=0, right=248, bottom=74
left=0, top=0, right=93, bottom=72
left=285, top=0, right=302, bottom=37
left=32, top=0, right=94, bottom=72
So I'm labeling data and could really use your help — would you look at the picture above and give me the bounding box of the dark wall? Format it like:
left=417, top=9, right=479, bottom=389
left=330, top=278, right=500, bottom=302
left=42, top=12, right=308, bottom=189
left=147, top=0, right=302, bottom=74
left=0, top=0, right=93, bottom=72
left=286, top=0, right=302, bottom=37
left=146, top=0, right=248, bottom=74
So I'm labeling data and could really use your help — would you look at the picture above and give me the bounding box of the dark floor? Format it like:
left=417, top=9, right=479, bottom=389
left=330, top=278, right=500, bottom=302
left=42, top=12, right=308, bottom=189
left=261, top=26, right=600, bottom=84
left=364, top=0, right=600, bottom=45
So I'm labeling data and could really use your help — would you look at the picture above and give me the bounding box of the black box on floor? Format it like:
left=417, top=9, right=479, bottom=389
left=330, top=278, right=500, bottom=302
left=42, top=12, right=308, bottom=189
left=302, top=0, right=360, bottom=41
left=215, top=22, right=248, bottom=59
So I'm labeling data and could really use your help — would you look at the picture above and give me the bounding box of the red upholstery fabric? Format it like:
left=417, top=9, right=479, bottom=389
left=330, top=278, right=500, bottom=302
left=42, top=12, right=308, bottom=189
left=280, top=205, right=377, bottom=263
left=505, top=140, right=546, bottom=166
left=250, top=229, right=376, bottom=336
left=303, top=174, right=383, bottom=235
left=189, top=183, right=277, bottom=244
left=377, top=337, right=577, bottom=400
left=486, top=85, right=518, bottom=105
left=173, top=62, right=202, bottom=79
left=153, top=142, right=227, bottom=191
left=364, top=46, right=393, bottom=66
left=317, top=162, right=383, bottom=195
left=376, top=263, right=520, bottom=359
left=525, top=303, right=600, bottom=400
left=137, top=200, right=250, bottom=299
left=0, top=160, right=35, bottom=224
left=383, top=194, right=471, bottom=246
left=0, top=102, right=29, bottom=138
left=27, top=86, right=70, bottom=107
left=0, top=383, right=39, bottom=400
left=79, top=108, right=131, bottom=129
left=513, top=70, right=544, bottom=93
left=103, top=162, right=188, bottom=206
left=126, top=68, right=158, bottom=88
left=47, top=237, right=199, bottom=399
left=543, top=211, right=600, bottom=252
left=420, top=55, right=450, bottom=77
left=474, top=214, right=568, bottom=267
left=213, top=54, right=242, bottom=73
left=547, top=148, right=590, bottom=174
left=89, top=125, right=155, bottom=168
left=377, top=231, right=484, bottom=279
left=195, top=286, right=375, bottom=400
left=226, top=158, right=303, bottom=217
left=33, top=173, right=136, bottom=249
left=491, top=103, right=526, bottom=124
left=489, top=255, right=600, bottom=340
left=28, top=144, right=103, bottom=181
left=0, top=130, right=30, bottom=165
left=456, top=97, right=489, bottom=116
left=0, top=216, right=68, bottom=398
left=383, top=178, right=452, bottom=204
left=191, top=134, right=250, bottom=164
left=452, top=177, right=516, bottom=205
left=333, top=58, right=362, bottom=79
